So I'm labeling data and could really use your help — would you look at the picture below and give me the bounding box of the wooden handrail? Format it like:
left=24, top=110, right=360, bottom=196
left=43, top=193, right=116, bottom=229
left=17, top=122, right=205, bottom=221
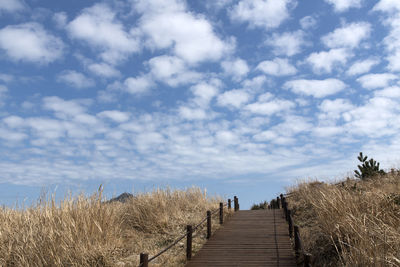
left=279, top=195, right=313, bottom=267
left=139, top=197, right=238, bottom=267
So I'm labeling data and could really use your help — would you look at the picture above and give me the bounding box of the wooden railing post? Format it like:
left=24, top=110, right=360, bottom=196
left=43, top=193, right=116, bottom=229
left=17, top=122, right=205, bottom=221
left=282, top=196, right=312, bottom=266
left=294, top=225, right=301, bottom=259
left=228, top=199, right=231, bottom=210
left=282, top=198, right=288, bottom=221
left=219, top=202, right=223, bottom=224
left=140, top=253, right=148, bottom=267
left=186, top=225, right=192, bottom=260
left=207, top=210, right=211, bottom=239
left=234, top=196, right=239, bottom=211
left=288, top=210, right=293, bottom=238
left=304, top=253, right=312, bottom=267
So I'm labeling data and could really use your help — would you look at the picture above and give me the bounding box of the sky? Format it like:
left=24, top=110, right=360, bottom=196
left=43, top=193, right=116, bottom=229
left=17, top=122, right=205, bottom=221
left=1, top=0, right=400, bottom=209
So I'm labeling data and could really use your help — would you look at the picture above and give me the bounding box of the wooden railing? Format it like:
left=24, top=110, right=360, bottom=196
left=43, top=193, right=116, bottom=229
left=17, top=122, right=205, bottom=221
left=271, top=194, right=312, bottom=267
left=138, top=196, right=239, bottom=267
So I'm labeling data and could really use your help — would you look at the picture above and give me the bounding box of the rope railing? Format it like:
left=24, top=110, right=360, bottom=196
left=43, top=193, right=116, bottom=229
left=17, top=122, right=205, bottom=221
left=276, top=194, right=312, bottom=267
left=138, top=196, right=239, bottom=267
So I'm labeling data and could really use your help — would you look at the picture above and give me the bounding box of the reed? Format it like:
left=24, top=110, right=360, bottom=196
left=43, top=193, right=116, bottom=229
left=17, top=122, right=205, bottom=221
left=286, top=171, right=400, bottom=266
left=0, top=187, right=226, bottom=266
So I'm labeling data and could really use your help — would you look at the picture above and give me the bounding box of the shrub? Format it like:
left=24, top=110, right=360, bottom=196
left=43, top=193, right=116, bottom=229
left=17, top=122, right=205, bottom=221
left=251, top=201, right=268, bottom=210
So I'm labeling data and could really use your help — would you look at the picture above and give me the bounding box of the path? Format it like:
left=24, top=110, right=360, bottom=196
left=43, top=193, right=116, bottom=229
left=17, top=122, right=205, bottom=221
left=185, top=209, right=296, bottom=267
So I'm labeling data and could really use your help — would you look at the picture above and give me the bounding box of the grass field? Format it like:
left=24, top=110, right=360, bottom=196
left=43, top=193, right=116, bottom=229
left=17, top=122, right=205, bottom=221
left=286, top=171, right=400, bottom=266
left=0, top=187, right=229, bottom=267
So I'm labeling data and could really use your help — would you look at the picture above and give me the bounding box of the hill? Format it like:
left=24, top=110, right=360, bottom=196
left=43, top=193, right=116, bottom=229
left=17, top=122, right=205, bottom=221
left=285, top=171, right=400, bottom=266
left=0, top=187, right=223, bottom=266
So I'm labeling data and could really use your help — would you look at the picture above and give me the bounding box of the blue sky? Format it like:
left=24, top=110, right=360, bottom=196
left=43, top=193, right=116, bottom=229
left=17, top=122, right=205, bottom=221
left=1, top=0, right=400, bottom=209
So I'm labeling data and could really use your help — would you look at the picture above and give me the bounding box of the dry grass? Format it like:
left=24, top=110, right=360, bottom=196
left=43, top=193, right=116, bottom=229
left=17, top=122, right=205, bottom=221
left=286, top=171, right=400, bottom=266
left=0, top=187, right=230, bottom=267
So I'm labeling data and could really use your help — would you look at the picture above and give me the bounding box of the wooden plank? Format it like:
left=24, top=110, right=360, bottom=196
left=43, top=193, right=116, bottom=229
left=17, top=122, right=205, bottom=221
left=185, top=209, right=296, bottom=267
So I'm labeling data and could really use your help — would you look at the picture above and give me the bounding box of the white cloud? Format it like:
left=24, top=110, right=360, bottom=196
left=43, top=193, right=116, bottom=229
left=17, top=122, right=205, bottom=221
left=149, top=55, right=185, bottom=79
left=245, top=100, right=294, bottom=115
left=0, top=84, right=7, bottom=106
left=221, top=58, right=249, bottom=80
left=138, top=0, right=232, bottom=64
left=306, top=48, right=351, bottom=73
left=97, top=110, right=130, bottom=123
left=241, top=75, right=268, bottom=91
left=374, top=86, right=400, bottom=98
left=57, top=70, right=95, bottom=89
left=284, top=79, right=346, bottom=98
left=380, top=17, right=400, bottom=53
left=177, top=81, right=220, bottom=122
left=253, top=130, right=296, bottom=146
left=253, top=130, right=277, bottom=142
left=274, top=116, right=312, bottom=136
left=318, top=98, right=354, bottom=123
left=371, top=9, right=400, bottom=72
left=179, top=106, right=207, bottom=120
left=0, top=0, right=25, bottom=13
left=300, top=16, right=317, bottom=29
left=26, top=117, right=66, bottom=139
left=319, top=99, right=354, bottom=114
left=205, top=0, right=234, bottom=10
left=0, top=23, right=64, bottom=64
left=217, top=89, right=251, bottom=108
left=53, top=12, right=67, bottom=29
left=21, top=101, right=34, bottom=110
left=266, top=31, right=305, bottom=56
left=43, top=96, right=88, bottom=118
left=372, top=3, right=400, bottom=71
left=148, top=55, right=202, bottom=87
left=67, top=3, right=140, bottom=65
left=134, top=0, right=186, bottom=14
left=230, top=0, right=296, bottom=29
left=135, top=132, right=165, bottom=153
left=216, top=130, right=239, bottom=145
left=373, top=0, right=400, bottom=13
left=313, top=126, right=344, bottom=137
left=191, top=82, right=219, bottom=107
left=343, top=96, right=400, bottom=137
left=324, top=0, right=362, bottom=12
left=244, top=93, right=295, bottom=115
left=3, top=115, right=25, bottom=128
left=124, top=75, right=154, bottom=94
left=357, top=73, right=398, bottom=89
left=0, top=128, right=27, bottom=141
left=387, top=50, right=400, bottom=72
left=256, top=58, right=297, bottom=76
left=88, top=63, right=120, bottom=78
left=346, top=58, right=379, bottom=76
left=0, top=73, right=13, bottom=83
left=322, top=22, right=371, bottom=48
left=74, top=114, right=98, bottom=126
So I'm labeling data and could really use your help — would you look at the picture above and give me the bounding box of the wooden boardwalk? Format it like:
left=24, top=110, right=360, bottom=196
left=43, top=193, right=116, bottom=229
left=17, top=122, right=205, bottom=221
left=186, top=209, right=296, bottom=267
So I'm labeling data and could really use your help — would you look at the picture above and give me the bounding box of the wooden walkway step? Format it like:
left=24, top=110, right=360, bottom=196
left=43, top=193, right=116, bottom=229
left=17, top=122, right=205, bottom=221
left=186, top=209, right=296, bottom=267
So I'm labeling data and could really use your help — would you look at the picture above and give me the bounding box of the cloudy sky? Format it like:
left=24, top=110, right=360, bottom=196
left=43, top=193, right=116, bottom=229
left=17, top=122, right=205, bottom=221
left=1, top=0, right=400, bottom=208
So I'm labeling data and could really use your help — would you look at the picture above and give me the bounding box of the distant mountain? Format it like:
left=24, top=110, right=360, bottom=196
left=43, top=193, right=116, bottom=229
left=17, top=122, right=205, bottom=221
left=107, top=192, right=134, bottom=203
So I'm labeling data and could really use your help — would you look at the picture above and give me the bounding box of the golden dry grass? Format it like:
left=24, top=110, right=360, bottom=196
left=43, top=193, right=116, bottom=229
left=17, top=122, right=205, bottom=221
left=286, top=171, right=400, bottom=266
left=0, top=187, right=230, bottom=267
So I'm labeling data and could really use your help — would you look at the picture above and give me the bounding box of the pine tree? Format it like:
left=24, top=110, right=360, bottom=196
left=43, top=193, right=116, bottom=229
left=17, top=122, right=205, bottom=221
left=354, top=152, right=385, bottom=180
